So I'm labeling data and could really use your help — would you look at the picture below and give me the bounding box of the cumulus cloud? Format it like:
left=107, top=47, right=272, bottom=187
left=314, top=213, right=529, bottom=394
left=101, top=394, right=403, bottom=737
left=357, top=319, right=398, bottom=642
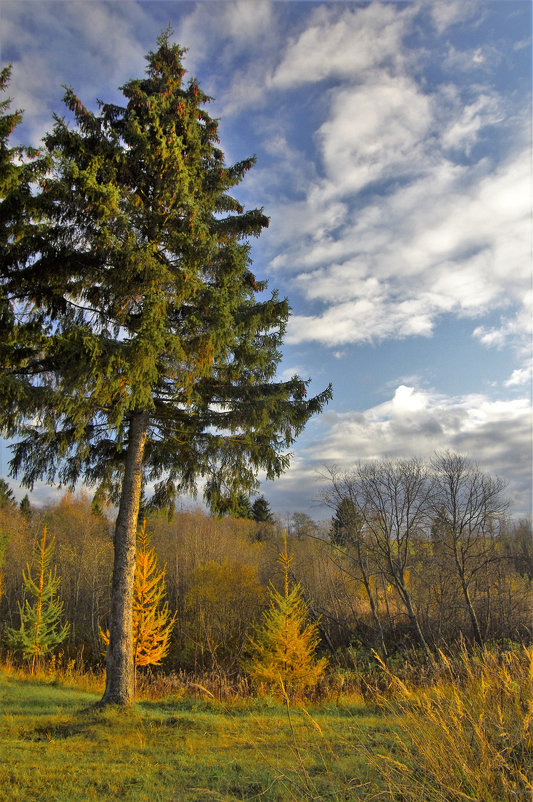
left=316, top=73, right=433, bottom=197
left=269, top=385, right=532, bottom=518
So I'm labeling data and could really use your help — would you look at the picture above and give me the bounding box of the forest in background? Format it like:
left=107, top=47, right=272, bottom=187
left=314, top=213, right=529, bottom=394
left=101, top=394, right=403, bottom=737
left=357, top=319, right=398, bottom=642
left=0, top=470, right=530, bottom=679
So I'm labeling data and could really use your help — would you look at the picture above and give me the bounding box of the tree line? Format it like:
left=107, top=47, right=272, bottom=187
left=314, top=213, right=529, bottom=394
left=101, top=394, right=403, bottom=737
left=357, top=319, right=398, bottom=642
left=0, top=453, right=530, bottom=678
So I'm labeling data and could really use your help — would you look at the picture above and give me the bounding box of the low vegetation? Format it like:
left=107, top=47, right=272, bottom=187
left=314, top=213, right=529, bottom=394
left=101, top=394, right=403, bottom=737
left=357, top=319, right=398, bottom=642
left=1, top=644, right=531, bottom=800
left=0, top=473, right=531, bottom=798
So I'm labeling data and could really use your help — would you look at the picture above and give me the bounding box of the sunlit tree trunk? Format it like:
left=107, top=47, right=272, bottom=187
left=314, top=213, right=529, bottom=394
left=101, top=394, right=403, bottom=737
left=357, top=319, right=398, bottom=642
left=100, top=411, right=148, bottom=706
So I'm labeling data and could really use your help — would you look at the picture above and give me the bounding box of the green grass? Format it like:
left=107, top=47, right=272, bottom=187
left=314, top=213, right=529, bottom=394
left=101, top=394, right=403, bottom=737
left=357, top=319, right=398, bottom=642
left=3, top=647, right=530, bottom=800
left=0, top=672, right=394, bottom=801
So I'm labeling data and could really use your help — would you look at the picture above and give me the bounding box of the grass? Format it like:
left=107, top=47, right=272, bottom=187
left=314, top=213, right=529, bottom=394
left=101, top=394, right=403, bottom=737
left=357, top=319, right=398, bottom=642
left=367, top=645, right=533, bottom=801
left=1, top=645, right=531, bottom=800
left=0, top=670, right=393, bottom=801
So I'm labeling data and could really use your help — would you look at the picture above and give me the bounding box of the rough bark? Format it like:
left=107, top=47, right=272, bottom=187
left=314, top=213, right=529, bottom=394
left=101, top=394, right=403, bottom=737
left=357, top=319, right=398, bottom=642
left=100, top=410, right=149, bottom=706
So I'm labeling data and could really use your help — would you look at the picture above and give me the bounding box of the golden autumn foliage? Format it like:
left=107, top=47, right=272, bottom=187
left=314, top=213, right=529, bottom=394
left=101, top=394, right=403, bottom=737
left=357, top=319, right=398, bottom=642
left=0, top=530, right=8, bottom=599
left=247, top=535, right=327, bottom=699
left=102, top=520, right=175, bottom=672
left=185, top=560, right=265, bottom=669
left=133, top=521, right=176, bottom=669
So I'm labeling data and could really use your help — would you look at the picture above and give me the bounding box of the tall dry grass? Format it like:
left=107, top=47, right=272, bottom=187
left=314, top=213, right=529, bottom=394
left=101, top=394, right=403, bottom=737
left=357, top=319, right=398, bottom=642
left=371, top=646, right=533, bottom=801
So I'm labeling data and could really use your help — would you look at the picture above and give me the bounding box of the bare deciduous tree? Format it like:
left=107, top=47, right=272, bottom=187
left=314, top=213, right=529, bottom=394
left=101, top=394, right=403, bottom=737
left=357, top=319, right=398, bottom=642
left=430, top=452, right=508, bottom=644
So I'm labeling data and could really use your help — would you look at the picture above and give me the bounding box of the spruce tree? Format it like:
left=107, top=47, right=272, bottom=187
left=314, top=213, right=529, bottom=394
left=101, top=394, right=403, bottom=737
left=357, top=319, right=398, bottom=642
left=0, top=478, right=15, bottom=509
left=0, top=36, right=331, bottom=704
left=251, top=495, right=274, bottom=523
left=0, top=67, right=48, bottom=420
left=6, top=527, right=70, bottom=673
left=19, top=494, right=31, bottom=518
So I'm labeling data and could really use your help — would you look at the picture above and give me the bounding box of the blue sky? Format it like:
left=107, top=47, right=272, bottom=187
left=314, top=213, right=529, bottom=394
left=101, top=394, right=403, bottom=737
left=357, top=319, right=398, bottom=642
left=1, top=0, right=531, bottom=519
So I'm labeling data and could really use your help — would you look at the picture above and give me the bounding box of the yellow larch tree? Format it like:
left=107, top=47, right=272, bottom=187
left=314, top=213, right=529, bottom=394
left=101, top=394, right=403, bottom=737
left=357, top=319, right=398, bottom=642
left=132, top=520, right=176, bottom=671
left=102, top=520, right=175, bottom=681
left=246, top=534, right=327, bottom=700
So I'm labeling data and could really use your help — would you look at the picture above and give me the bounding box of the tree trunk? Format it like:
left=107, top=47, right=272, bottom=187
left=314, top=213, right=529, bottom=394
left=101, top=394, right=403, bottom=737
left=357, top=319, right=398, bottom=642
left=100, top=411, right=149, bottom=706
left=399, top=582, right=431, bottom=659
left=363, top=574, right=388, bottom=659
left=460, top=574, right=483, bottom=645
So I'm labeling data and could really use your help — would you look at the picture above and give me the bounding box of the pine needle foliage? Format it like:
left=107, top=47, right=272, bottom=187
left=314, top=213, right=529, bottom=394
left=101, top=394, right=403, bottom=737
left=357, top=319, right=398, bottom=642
left=247, top=535, right=327, bottom=699
left=1, top=35, right=331, bottom=513
left=6, top=527, right=70, bottom=673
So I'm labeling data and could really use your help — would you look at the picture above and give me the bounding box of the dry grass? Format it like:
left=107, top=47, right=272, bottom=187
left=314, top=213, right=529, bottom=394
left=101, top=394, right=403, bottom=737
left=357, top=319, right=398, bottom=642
left=0, top=650, right=105, bottom=694
left=2, top=645, right=532, bottom=800
left=368, top=645, right=533, bottom=801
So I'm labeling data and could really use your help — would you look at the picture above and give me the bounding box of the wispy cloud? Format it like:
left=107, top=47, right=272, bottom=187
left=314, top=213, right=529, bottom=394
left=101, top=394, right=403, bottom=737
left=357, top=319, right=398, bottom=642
left=283, top=149, right=529, bottom=346
left=269, top=2, right=411, bottom=88
left=250, top=2, right=530, bottom=357
left=4, top=1, right=154, bottom=145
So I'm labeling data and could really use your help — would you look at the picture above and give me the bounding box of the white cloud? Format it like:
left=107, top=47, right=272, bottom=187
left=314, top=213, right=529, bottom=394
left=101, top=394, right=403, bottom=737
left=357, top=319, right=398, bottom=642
left=505, top=364, right=533, bottom=388
left=248, top=2, right=529, bottom=356
left=224, top=0, right=273, bottom=41
left=271, top=384, right=532, bottom=517
left=441, top=93, right=505, bottom=152
left=317, top=74, right=433, bottom=196
left=279, top=145, right=530, bottom=347
left=443, top=44, right=501, bottom=73
left=429, top=0, right=481, bottom=35
left=4, top=1, right=153, bottom=145
left=473, top=294, right=533, bottom=355
left=270, top=2, right=411, bottom=88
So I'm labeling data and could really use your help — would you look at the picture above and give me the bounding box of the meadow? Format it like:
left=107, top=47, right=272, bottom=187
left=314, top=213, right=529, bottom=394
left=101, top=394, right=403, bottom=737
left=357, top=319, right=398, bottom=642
left=0, top=668, right=392, bottom=801
left=1, top=645, right=531, bottom=801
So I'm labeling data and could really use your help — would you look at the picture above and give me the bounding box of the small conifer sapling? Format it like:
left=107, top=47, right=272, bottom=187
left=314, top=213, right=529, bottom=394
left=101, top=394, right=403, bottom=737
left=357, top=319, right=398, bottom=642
left=247, top=534, right=327, bottom=700
left=6, top=527, right=70, bottom=673
left=101, top=520, right=175, bottom=688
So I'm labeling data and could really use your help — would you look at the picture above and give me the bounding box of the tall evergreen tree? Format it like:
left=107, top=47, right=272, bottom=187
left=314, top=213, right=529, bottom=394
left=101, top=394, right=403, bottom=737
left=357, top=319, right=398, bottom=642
left=0, top=67, right=48, bottom=419
left=0, top=36, right=331, bottom=704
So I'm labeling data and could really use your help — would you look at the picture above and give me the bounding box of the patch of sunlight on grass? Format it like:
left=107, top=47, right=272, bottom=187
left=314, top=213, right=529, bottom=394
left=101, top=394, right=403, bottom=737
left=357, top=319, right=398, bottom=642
left=0, top=670, right=394, bottom=801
